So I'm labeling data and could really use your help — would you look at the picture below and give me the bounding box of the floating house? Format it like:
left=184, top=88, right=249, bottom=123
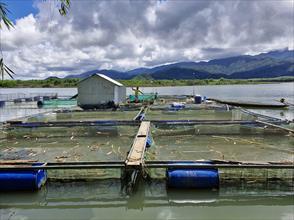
left=77, top=73, right=126, bottom=109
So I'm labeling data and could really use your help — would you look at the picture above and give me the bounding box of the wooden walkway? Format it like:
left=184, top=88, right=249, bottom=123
left=125, top=121, right=150, bottom=167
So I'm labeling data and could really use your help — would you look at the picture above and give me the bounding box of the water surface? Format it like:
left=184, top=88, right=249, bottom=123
left=1, top=82, right=293, bottom=122
left=0, top=83, right=293, bottom=220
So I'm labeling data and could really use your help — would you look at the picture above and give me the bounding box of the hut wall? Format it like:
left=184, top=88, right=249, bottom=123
left=78, top=76, right=115, bottom=105
left=114, top=86, right=126, bottom=104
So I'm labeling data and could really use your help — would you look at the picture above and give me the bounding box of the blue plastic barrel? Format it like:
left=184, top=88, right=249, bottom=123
left=166, top=163, right=219, bottom=189
left=194, top=95, right=202, bottom=104
left=0, top=163, right=47, bottom=191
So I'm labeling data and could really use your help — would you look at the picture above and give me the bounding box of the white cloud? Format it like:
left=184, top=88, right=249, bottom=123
left=1, top=0, right=293, bottom=79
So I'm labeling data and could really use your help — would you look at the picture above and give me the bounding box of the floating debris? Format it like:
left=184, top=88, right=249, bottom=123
left=106, top=151, right=112, bottom=155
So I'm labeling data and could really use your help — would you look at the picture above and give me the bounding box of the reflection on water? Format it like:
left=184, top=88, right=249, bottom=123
left=0, top=102, right=52, bottom=122
left=249, top=107, right=294, bottom=122
left=0, top=180, right=293, bottom=220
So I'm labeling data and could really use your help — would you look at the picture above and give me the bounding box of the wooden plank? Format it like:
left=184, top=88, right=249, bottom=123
left=138, top=121, right=150, bottom=136
left=0, top=160, right=37, bottom=164
left=126, top=121, right=150, bottom=166
left=127, top=137, right=147, bottom=166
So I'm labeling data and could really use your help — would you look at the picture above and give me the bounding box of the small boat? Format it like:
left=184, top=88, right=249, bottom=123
left=208, top=98, right=289, bottom=108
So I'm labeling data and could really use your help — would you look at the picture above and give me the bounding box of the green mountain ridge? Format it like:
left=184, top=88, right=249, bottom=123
left=64, top=49, right=294, bottom=80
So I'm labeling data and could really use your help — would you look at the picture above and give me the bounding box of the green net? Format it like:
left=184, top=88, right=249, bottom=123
left=39, top=99, right=77, bottom=108
left=145, top=108, right=255, bottom=121
left=148, top=124, right=293, bottom=162
left=1, top=104, right=293, bottom=183
left=26, top=110, right=139, bottom=122
left=129, top=94, right=157, bottom=103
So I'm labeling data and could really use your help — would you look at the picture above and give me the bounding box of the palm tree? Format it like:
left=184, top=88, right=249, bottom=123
left=59, top=0, right=71, bottom=16
left=0, top=2, right=15, bottom=80
left=0, top=2, right=13, bottom=29
left=0, top=0, right=70, bottom=80
left=0, top=58, right=15, bottom=80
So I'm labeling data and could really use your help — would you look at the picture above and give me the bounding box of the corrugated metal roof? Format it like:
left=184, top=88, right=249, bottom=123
left=97, top=74, right=124, bottom=87
left=78, top=73, right=124, bottom=87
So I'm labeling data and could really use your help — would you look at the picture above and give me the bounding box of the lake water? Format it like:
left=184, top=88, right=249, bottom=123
left=0, top=180, right=293, bottom=220
left=0, top=82, right=293, bottom=220
left=0, top=82, right=293, bottom=122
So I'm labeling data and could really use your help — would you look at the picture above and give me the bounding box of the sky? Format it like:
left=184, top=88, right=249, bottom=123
left=0, top=0, right=293, bottom=79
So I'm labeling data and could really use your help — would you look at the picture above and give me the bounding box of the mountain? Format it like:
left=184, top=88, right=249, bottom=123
left=126, top=67, right=151, bottom=76
left=65, top=69, right=131, bottom=79
left=257, top=48, right=293, bottom=60
left=46, top=76, right=61, bottom=80
left=64, top=49, right=294, bottom=80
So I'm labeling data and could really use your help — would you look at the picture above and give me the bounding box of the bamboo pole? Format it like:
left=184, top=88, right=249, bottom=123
left=256, top=120, right=294, bottom=133
left=0, top=161, right=292, bottom=170
left=145, top=163, right=293, bottom=169
left=0, top=164, right=124, bottom=170
left=7, top=119, right=288, bottom=128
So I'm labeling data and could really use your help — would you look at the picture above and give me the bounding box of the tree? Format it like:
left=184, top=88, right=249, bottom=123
left=0, top=2, right=15, bottom=80
left=59, top=0, right=71, bottom=16
left=0, top=2, right=13, bottom=29
left=0, top=0, right=70, bottom=80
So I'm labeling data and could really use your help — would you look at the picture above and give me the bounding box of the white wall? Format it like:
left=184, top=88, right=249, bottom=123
left=117, top=86, right=126, bottom=103
left=77, top=75, right=126, bottom=105
left=78, top=75, right=115, bottom=105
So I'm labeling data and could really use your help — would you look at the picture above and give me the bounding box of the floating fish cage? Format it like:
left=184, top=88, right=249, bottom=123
left=24, top=109, right=141, bottom=122
left=37, top=99, right=77, bottom=108
left=0, top=98, right=293, bottom=193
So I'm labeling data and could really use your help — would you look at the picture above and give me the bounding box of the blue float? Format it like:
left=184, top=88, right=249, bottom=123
left=134, top=113, right=145, bottom=121
left=166, top=162, right=219, bottom=189
left=146, top=136, right=153, bottom=148
left=0, top=163, right=47, bottom=191
left=170, top=102, right=185, bottom=111
left=194, top=95, right=202, bottom=104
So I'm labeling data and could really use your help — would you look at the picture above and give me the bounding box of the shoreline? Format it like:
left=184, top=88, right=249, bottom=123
left=0, top=77, right=293, bottom=88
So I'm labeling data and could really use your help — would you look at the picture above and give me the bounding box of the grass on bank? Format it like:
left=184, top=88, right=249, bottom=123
left=0, top=76, right=293, bottom=88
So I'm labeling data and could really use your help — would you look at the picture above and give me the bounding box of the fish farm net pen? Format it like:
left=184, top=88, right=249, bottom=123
left=0, top=99, right=293, bottom=192
left=4, top=119, right=290, bottom=128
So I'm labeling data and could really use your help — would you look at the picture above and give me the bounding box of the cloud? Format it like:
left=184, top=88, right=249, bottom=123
left=1, top=0, right=293, bottom=79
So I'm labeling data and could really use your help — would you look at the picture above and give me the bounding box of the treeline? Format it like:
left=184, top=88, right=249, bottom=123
left=0, top=78, right=79, bottom=88
left=120, top=77, right=294, bottom=86
left=0, top=77, right=293, bottom=88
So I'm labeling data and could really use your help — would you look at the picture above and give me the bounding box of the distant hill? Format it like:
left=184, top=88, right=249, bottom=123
left=45, top=76, right=61, bottom=80
left=64, top=49, right=294, bottom=80
left=65, top=69, right=131, bottom=79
